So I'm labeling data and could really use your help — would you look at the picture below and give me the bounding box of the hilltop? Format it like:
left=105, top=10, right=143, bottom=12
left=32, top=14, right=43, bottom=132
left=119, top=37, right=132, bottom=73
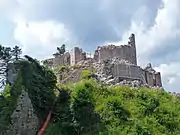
left=0, top=35, right=179, bottom=134
left=0, top=57, right=179, bottom=135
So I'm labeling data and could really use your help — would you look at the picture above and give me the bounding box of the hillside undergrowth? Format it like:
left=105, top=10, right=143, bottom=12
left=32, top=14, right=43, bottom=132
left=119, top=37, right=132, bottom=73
left=0, top=58, right=57, bottom=132
left=44, top=79, right=180, bottom=135
left=0, top=59, right=180, bottom=135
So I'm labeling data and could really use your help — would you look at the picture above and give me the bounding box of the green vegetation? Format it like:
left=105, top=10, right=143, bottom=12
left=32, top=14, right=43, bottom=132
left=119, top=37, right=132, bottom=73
left=0, top=55, right=57, bottom=132
left=44, top=79, right=180, bottom=135
left=17, top=56, right=57, bottom=123
left=82, top=69, right=92, bottom=79
left=53, top=65, right=69, bottom=74
left=0, top=54, right=180, bottom=135
left=70, top=64, right=82, bottom=69
left=0, top=72, right=22, bottom=133
left=0, top=44, right=22, bottom=83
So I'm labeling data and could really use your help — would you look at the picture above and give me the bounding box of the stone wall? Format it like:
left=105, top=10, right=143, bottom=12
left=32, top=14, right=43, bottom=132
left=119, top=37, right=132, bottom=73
left=145, top=71, right=154, bottom=87
left=6, top=89, right=39, bottom=135
left=53, top=52, right=70, bottom=67
left=53, top=55, right=64, bottom=67
left=70, top=47, right=86, bottom=66
left=143, top=63, right=162, bottom=87
left=98, top=45, right=136, bottom=65
left=100, top=59, right=162, bottom=88
left=94, top=34, right=137, bottom=65
left=155, top=72, right=162, bottom=87
left=113, top=64, right=146, bottom=83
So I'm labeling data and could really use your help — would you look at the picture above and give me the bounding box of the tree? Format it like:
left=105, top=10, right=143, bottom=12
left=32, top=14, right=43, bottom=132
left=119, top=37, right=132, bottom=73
left=0, top=45, right=13, bottom=86
left=11, top=45, right=22, bottom=61
left=53, top=44, right=66, bottom=57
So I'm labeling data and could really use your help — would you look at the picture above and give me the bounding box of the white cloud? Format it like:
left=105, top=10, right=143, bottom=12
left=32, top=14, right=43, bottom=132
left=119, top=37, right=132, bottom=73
left=14, top=20, right=70, bottom=45
left=13, top=19, right=74, bottom=59
left=154, top=62, right=180, bottom=92
left=131, top=0, right=180, bottom=91
left=0, top=0, right=10, bottom=8
left=154, top=63, right=180, bottom=82
left=111, top=0, right=180, bottom=65
left=108, top=0, right=180, bottom=91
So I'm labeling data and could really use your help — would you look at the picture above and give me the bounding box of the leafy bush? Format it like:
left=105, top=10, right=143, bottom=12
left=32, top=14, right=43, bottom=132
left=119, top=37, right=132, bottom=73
left=17, top=60, right=57, bottom=124
left=70, top=65, right=81, bottom=69
left=0, top=72, right=22, bottom=132
left=44, top=89, right=74, bottom=135
left=81, top=69, right=92, bottom=79
left=1, top=58, right=180, bottom=135
left=53, top=65, right=68, bottom=74
left=44, top=79, right=180, bottom=135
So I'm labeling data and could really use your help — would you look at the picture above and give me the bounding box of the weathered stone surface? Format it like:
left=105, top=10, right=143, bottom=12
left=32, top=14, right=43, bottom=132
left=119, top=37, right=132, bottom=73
left=70, top=47, right=86, bottom=66
left=42, top=33, right=162, bottom=88
left=6, top=89, right=39, bottom=135
left=94, top=34, right=137, bottom=65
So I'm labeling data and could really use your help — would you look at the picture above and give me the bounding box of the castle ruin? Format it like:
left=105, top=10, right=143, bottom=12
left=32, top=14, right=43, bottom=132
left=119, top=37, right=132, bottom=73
left=43, top=33, right=162, bottom=88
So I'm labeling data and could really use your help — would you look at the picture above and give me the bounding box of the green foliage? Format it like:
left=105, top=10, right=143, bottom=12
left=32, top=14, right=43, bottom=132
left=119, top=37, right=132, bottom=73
left=45, top=79, right=103, bottom=135
left=0, top=55, right=57, bottom=133
left=82, top=69, right=92, bottom=79
left=0, top=45, right=12, bottom=82
left=0, top=72, right=22, bottom=132
left=0, top=52, right=179, bottom=135
left=17, top=57, right=57, bottom=123
left=70, top=80, right=102, bottom=134
left=0, top=45, right=12, bottom=63
left=0, top=45, right=22, bottom=86
left=45, top=79, right=180, bottom=135
left=11, top=45, right=22, bottom=60
left=70, top=65, right=82, bottom=69
left=0, top=84, right=11, bottom=98
left=44, top=89, right=74, bottom=135
left=0, top=45, right=22, bottom=63
left=53, top=65, right=68, bottom=74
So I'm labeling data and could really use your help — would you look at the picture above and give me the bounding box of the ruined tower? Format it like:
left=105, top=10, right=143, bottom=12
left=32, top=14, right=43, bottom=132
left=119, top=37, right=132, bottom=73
left=128, top=33, right=137, bottom=65
left=70, top=47, right=86, bottom=66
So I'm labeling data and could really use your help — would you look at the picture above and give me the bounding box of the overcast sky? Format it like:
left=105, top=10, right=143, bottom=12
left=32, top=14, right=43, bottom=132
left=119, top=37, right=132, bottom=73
left=0, top=0, right=180, bottom=92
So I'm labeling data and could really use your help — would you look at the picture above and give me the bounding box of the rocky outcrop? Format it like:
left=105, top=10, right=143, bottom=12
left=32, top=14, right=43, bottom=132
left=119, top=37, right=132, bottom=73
left=6, top=89, right=39, bottom=135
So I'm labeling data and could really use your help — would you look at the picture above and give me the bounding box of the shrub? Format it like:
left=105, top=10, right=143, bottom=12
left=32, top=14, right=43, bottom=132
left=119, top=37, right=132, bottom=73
left=0, top=72, right=22, bottom=132
left=17, top=60, right=57, bottom=124
left=82, top=69, right=92, bottom=79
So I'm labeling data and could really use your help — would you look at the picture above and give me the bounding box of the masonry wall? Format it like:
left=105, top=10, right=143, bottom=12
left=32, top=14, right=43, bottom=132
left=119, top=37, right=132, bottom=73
left=98, top=45, right=137, bottom=65
left=70, top=48, right=75, bottom=66
left=52, top=52, right=70, bottom=67
left=70, top=47, right=86, bottom=66
left=53, top=55, right=64, bottom=67
left=113, top=64, right=145, bottom=82
left=155, top=72, right=162, bottom=87
left=145, top=71, right=154, bottom=87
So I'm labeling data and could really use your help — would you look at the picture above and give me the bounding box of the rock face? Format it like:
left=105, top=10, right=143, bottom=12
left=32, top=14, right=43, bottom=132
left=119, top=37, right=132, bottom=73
left=6, top=89, right=39, bottom=135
